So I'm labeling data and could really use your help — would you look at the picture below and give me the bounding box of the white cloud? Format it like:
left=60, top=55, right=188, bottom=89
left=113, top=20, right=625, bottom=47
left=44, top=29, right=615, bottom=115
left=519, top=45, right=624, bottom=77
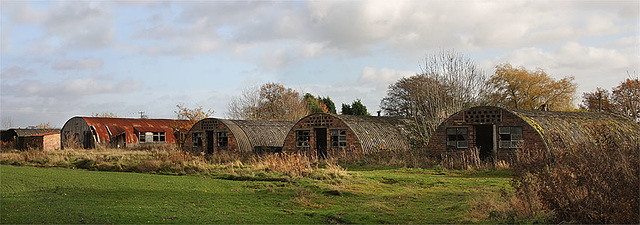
left=52, top=59, right=103, bottom=71
left=1, top=77, right=142, bottom=98
left=1, top=66, right=36, bottom=80
left=359, top=67, right=416, bottom=85
left=485, top=41, right=638, bottom=98
left=492, top=43, right=633, bottom=74
left=2, top=1, right=115, bottom=53
left=42, top=1, right=114, bottom=49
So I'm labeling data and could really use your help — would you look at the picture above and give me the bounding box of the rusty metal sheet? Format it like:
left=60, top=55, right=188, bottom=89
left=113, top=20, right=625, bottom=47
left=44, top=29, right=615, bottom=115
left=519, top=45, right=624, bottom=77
left=80, top=117, right=191, bottom=144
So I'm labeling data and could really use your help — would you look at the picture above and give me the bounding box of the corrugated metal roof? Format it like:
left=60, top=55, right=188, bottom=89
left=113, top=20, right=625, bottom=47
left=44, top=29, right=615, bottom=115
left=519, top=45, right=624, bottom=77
left=77, top=117, right=191, bottom=144
left=192, top=118, right=295, bottom=152
left=13, top=129, right=60, bottom=137
left=507, top=108, right=640, bottom=151
left=298, top=113, right=414, bottom=153
left=27, top=132, right=59, bottom=137
left=230, top=120, right=296, bottom=148
left=336, top=114, right=413, bottom=153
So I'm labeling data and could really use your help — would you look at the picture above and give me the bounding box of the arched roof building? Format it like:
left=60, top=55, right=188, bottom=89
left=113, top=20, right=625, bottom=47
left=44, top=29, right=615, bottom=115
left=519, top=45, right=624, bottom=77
left=61, top=117, right=191, bottom=149
left=187, top=118, right=295, bottom=154
left=427, top=106, right=640, bottom=161
left=282, top=113, right=413, bottom=158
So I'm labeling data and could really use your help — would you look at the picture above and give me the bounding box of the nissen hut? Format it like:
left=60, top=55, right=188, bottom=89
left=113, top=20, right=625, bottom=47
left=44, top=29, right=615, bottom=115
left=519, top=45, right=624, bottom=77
left=427, top=106, right=640, bottom=161
left=282, top=113, right=413, bottom=158
left=61, top=117, right=191, bottom=149
left=187, top=118, right=295, bottom=154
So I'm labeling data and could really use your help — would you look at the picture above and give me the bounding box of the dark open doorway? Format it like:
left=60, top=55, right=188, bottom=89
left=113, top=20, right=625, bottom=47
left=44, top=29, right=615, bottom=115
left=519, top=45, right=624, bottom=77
left=474, top=125, right=494, bottom=161
left=314, top=128, right=327, bottom=159
left=206, top=131, right=215, bottom=154
left=83, top=131, right=93, bottom=149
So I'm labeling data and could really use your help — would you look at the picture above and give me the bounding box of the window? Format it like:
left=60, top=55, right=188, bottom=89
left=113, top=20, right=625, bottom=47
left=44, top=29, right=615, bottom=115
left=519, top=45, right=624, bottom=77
left=499, top=126, right=523, bottom=148
left=446, top=127, right=469, bottom=149
left=296, top=130, right=310, bottom=147
left=192, top=132, right=203, bottom=147
left=138, top=132, right=146, bottom=142
left=153, top=132, right=166, bottom=142
left=217, top=131, right=228, bottom=147
left=330, top=129, right=347, bottom=148
left=139, top=132, right=166, bottom=143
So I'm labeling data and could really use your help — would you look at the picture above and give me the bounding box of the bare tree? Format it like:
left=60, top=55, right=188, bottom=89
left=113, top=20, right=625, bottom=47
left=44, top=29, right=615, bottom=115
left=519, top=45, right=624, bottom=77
left=35, top=122, right=55, bottom=129
left=612, top=77, right=640, bottom=123
left=381, top=49, right=489, bottom=146
left=91, top=112, right=119, bottom=118
left=2, top=116, right=13, bottom=129
left=173, top=103, right=214, bottom=149
left=581, top=88, right=615, bottom=113
left=227, top=82, right=309, bottom=121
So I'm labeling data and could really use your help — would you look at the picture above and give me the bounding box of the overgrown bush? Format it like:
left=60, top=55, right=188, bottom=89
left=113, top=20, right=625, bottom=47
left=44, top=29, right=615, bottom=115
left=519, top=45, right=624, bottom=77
left=512, top=125, right=639, bottom=224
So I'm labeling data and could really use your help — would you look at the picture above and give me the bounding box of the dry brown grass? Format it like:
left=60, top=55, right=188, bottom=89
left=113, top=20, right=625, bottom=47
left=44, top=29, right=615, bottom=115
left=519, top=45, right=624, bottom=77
left=251, top=152, right=313, bottom=178
left=511, top=125, right=639, bottom=224
left=0, top=147, right=348, bottom=181
left=437, top=148, right=511, bottom=171
left=323, top=147, right=438, bottom=169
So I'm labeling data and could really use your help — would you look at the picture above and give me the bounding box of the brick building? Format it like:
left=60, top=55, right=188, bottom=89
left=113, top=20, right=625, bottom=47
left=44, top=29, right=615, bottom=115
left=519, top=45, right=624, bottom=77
left=427, top=106, right=640, bottom=161
left=1, top=129, right=60, bottom=150
left=187, top=118, right=295, bottom=154
left=61, top=117, right=191, bottom=149
left=23, top=132, right=60, bottom=151
left=282, top=113, right=413, bottom=158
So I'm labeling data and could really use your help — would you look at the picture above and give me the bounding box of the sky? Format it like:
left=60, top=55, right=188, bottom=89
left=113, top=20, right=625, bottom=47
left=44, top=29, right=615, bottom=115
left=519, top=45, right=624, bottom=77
left=1, top=0, right=639, bottom=129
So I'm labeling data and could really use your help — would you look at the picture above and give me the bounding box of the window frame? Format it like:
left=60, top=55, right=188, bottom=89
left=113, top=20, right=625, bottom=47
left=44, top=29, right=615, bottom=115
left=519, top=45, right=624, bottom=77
left=138, top=132, right=146, bottom=143
left=153, top=132, right=166, bottom=142
left=330, top=129, right=347, bottom=148
left=296, top=130, right=310, bottom=147
left=446, top=127, right=469, bottom=150
left=139, top=132, right=166, bottom=143
left=498, top=126, right=523, bottom=149
left=192, top=132, right=203, bottom=147
left=216, top=131, right=228, bottom=147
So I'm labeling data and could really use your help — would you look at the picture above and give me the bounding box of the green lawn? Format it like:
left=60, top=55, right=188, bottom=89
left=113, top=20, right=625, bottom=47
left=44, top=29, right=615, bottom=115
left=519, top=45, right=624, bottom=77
left=1, top=165, right=512, bottom=224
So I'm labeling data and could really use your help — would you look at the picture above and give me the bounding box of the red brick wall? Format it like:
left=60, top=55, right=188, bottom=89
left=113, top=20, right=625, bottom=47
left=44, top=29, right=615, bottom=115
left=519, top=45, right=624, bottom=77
left=22, top=134, right=60, bottom=151
left=187, top=120, right=239, bottom=153
left=426, top=106, right=547, bottom=161
left=282, top=114, right=362, bottom=157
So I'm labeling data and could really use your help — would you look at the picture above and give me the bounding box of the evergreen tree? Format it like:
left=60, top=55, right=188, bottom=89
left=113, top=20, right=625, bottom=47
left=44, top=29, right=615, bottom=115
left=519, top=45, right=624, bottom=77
left=342, top=99, right=370, bottom=116
left=319, top=96, right=336, bottom=114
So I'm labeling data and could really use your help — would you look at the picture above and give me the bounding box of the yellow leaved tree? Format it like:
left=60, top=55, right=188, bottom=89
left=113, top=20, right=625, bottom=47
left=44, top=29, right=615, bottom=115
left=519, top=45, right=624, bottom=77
left=486, top=63, right=577, bottom=111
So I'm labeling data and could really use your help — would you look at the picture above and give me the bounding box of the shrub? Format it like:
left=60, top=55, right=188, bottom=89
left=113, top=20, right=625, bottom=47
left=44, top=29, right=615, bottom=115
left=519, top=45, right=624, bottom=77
left=512, top=125, right=639, bottom=224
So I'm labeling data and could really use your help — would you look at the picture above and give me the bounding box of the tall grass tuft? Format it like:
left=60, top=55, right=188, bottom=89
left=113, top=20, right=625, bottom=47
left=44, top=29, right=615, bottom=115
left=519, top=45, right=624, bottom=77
left=252, top=153, right=313, bottom=178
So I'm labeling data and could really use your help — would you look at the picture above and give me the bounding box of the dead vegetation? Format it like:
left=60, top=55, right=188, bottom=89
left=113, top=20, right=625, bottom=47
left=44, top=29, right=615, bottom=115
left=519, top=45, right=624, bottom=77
left=0, top=147, right=348, bottom=181
left=467, top=125, right=640, bottom=224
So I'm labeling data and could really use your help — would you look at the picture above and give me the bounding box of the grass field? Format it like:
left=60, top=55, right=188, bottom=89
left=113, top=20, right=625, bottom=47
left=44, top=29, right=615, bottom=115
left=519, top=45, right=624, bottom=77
left=1, top=165, right=515, bottom=224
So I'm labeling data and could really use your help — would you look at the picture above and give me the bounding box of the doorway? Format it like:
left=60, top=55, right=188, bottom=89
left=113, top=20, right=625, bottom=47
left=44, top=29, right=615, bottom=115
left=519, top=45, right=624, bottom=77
left=84, top=131, right=93, bottom=149
left=206, top=131, right=215, bottom=154
left=314, top=128, right=327, bottom=159
left=474, top=125, right=494, bottom=161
